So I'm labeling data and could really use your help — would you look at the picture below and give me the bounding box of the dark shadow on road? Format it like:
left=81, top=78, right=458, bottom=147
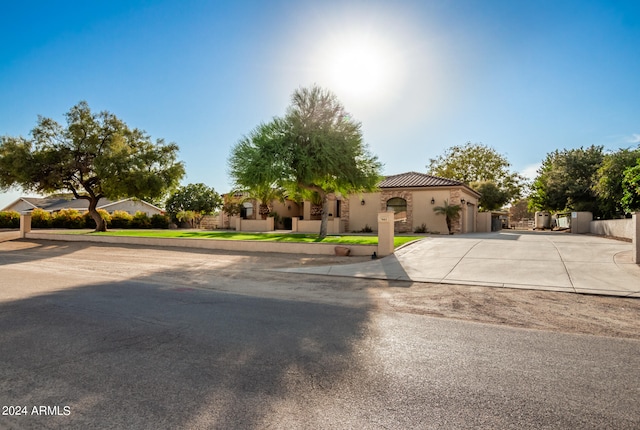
left=0, top=249, right=375, bottom=429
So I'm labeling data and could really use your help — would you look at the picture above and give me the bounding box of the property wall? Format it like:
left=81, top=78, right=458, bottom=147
left=24, top=231, right=377, bottom=256
left=590, top=218, right=634, bottom=240
left=477, top=212, right=492, bottom=233
left=293, top=218, right=343, bottom=234
left=236, top=217, right=274, bottom=232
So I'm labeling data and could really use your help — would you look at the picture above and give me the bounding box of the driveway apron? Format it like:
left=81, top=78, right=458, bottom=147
left=276, top=231, right=640, bottom=297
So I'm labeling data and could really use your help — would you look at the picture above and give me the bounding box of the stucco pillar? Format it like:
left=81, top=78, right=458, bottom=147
left=633, top=212, right=640, bottom=264
left=291, top=217, right=299, bottom=232
left=377, top=212, right=395, bottom=257
left=235, top=216, right=241, bottom=231
left=20, top=213, right=31, bottom=238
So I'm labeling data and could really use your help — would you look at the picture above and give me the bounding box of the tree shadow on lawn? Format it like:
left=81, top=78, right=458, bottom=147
left=0, top=263, right=378, bottom=429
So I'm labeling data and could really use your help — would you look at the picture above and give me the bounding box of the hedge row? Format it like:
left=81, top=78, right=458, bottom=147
left=0, top=209, right=170, bottom=229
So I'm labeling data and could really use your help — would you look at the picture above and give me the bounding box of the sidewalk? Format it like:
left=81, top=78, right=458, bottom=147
left=276, top=231, right=640, bottom=297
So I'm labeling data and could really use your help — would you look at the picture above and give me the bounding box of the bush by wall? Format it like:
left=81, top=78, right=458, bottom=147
left=31, top=208, right=52, bottom=228
left=0, top=211, right=20, bottom=228
left=130, top=211, right=152, bottom=228
left=150, top=214, right=170, bottom=229
left=109, top=210, right=133, bottom=228
left=52, top=209, right=85, bottom=229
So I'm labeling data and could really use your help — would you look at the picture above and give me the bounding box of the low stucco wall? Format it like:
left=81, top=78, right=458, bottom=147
left=476, top=212, right=492, bottom=233
left=236, top=217, right=274, bottom=232
left=24, top=231, right=377, bottom=256
left=0, top=230, right=20, bottom=242
left=590, top=218, right=634, bottom=240
left=292, top=218, right=344, bottom=234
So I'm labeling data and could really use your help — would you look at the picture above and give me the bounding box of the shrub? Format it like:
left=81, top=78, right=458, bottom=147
left=0, top=211, right=20, bottom=228
left=130, top=211, right=152, bottom=228
left=110, top=210, right=133, bottom=228
left=83, top=209, right=112, bottom=229
left=360, top=224, right=373, bottom=233
left=150, top=214, right=170, bottom=229
left=31, top=208, right=52, bottom=228
left=52, top=209, right=85, bottom=229
left=414, top=223, right=428, bottom=233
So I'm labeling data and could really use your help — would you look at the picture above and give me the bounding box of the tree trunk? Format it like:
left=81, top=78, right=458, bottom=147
left=319, top=193, right=329, bottom=239
left=88, top=198, right=106, bottom=232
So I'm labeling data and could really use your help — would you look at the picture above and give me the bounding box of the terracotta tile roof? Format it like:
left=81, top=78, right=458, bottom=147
left=379, top=171, right=465, bottom=188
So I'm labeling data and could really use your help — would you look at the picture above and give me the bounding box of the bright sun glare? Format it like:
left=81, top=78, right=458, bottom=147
left=318, top=32, right=402, bottom=104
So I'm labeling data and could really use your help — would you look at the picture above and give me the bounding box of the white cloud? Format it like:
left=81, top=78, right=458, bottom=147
left=520, top=163, right=541, bottom=181
left=628, top=134, right=640, bottom=144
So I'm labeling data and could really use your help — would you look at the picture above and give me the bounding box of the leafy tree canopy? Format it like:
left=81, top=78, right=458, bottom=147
left=470, top=180, right=510, bottom=211
left=593, top=147, right=640, bottom=217
left=165, top=183, right=221, bottom=216
left=529, top=145, right=604, bottom=215
left=229, top=85, right=382, bottom=237
left=426, top=142, right=525, bottom=204
left=621, top=159, right=640, bottom=213
left=0, top=101, right=185, bottom=231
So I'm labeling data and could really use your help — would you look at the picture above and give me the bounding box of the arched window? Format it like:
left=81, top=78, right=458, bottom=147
left=386, top=197, right=407, bottom=214
left=241, top=201, right=254, bottom=219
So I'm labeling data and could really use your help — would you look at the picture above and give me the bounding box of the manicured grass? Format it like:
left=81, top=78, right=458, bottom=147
left=89, top=229, right=422, bottom=247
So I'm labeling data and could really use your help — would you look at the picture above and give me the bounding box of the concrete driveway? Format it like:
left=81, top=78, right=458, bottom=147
left=278, top=231, right=640, bottom=297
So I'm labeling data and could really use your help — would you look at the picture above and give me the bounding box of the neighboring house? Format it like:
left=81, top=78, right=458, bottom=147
left=1, top=197, right=163, bottom=217
left=341, top=171, right=481, bottom=234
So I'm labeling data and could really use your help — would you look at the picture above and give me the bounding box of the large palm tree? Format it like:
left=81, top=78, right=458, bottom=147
left=433, top=199, right=462, bottom=234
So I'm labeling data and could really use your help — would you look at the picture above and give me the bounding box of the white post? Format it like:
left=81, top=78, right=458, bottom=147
left=377, top=212, right=395, bottom=257
left=20, top=213, right=32, bottom=238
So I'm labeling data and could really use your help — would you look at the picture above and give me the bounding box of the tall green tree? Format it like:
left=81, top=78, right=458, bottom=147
left=0, top=101, right=185, bottom=231
left=470, top=180, right=511, bottom=211
left=593, top=147, right=640, bottom=217
left=529, top=145, right=604, bottom=215
left=229, top=85, right=382, bottom=238
left=165, top=183, right=222, bottom=228
left=427, top=142, right=525, bottom=206
left=621, top=160, right=640, bottom=213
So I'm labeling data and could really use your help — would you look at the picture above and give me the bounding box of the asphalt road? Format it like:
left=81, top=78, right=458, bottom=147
left=0, top=240, right=638, bottom=429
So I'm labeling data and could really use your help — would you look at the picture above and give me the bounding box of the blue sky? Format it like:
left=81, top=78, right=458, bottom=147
left=1, top=0, right=639, bottom=209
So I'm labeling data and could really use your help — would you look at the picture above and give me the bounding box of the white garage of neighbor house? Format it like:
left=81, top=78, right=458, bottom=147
left=2, top=197, right=163, bottom=216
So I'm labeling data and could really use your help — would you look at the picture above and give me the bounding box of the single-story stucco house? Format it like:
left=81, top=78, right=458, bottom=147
left=1, top=197, right=163, bottom=217
left=337, top=171, right=480, bottom=234
left=221, top=172, right=480, bottom=234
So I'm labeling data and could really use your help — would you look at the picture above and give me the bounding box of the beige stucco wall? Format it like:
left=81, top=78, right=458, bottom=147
left=293, top=218, right=344, bottom=234
left=345, top=188, right=479, bottom=234
left=24, top=231, right=377, bottom=256
left=346, top=192, right=381, bottom=232
left=590, top=218, right=634, bottom=240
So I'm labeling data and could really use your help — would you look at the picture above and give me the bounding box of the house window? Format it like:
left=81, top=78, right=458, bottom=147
left=241, top=202, right=254, bottom=219
left=386, top=197, right=408, bottom=221
left=386, top=197, right=407, bottom=213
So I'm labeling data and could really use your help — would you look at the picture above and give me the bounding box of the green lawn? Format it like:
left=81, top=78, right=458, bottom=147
left=89, top=230, right=422, bottom=247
